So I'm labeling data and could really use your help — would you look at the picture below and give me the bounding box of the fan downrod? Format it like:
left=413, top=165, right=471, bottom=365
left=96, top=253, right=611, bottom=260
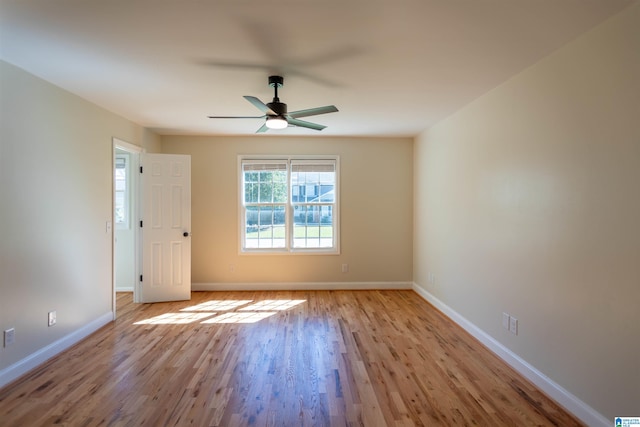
left=267, top=75, right=286, bottom=114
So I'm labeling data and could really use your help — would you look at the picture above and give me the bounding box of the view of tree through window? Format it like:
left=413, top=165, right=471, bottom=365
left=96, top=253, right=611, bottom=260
left=241, top=158, right=339, bottom=253
left=243, top=163, right=287, bottom=249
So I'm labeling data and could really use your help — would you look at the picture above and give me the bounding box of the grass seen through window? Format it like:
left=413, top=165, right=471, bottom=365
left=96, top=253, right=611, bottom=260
left=246, top=225, right=333, bottom=239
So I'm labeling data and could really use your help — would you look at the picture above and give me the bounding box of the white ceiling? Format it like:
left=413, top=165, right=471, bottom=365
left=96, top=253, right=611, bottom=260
left=0, top=0, right=635, bottom=137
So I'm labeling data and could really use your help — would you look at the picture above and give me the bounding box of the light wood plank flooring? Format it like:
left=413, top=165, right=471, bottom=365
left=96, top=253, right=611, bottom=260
left=0, top=290, right=582, bottom=426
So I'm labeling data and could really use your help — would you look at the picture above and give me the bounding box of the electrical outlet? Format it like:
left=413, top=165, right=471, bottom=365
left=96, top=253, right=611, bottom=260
left=341, top=264, right=349, bottom=273
left=509, top=316, right=518, bottom=335
left=48, top=311, right=57, bottom=327
left=4, top=328, right=15, bottom=347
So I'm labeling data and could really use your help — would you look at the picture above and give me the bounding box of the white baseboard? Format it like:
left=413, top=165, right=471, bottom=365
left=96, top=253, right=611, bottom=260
left=0, top=311, right=113, bottom=389
left=193, top=281, right=412, bottom=291
left=411, top=282, right=608, bottom=427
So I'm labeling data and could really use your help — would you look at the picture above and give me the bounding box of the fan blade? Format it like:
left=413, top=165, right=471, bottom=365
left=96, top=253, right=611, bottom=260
left=288, top=105, right=338, bottom=119
left=244, top=96, right=276, bottom=115
left=208, top=115, right=265, bottom=119
left=256, top=123, right=269, bottom=133
left=287, top=118, right=326, bottom=131
left=295, top=46, right=365, bottom=67
left=197, top=60, right=272, bottom=71
left=240, top=20, right=286, bottom=64
left=284, top=70, right=344, bottom=88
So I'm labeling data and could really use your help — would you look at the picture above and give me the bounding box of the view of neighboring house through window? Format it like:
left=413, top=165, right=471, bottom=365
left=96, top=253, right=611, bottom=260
left=291, top=161, right=336, bottom=249
left=240, top=156, right=339, bottom=254
left=114, top=155, right=130, bottom=228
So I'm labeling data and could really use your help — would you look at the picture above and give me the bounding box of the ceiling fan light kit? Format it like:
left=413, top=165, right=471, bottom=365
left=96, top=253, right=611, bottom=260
left=266, top=116, right=288, bottom=129
left=208, top=75, right=338, bottom=133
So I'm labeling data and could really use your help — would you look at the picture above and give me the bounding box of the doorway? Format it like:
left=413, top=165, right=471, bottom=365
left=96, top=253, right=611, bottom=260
left=113, top=138, right=142, bottom=315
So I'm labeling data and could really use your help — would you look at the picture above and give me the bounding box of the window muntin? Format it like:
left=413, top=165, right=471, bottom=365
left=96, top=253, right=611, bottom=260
left=240, top=157, right=339, bottom=254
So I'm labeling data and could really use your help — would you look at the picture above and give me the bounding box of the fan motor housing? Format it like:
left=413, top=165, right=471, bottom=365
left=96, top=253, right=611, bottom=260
left=267, top=101, right=287, bottom=115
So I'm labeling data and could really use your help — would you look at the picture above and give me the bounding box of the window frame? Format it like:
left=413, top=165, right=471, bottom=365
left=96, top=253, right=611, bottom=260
left=238, top=155, right=340, bottom=255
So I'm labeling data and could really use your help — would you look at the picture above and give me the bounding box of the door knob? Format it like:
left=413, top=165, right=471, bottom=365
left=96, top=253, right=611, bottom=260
left=183, top=232, right=190, bottom=237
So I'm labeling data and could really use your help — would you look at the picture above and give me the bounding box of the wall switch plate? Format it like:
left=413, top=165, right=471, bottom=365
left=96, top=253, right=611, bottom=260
left=502, top=312, right=510, bottom=330
left=4, top=328, right=15, bottom=347
left=48, top=311, right=57, bottom=327
left=341, top=264, right=349, bottom=273
left=509, top=316, right=518, bottom=335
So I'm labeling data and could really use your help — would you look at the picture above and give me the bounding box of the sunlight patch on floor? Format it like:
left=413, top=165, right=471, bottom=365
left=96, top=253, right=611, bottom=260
left=181, top=300, right=253, bottom=311
left=240, top=299, right=306, bottom=311
left=133, top=299, right=306, bottom=325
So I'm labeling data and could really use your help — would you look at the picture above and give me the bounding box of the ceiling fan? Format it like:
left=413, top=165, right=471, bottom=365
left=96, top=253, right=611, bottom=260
left=208, top=75, right=338, bottom=133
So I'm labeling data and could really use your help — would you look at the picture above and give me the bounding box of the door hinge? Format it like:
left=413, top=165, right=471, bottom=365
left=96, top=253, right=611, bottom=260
left=140, top=275, right=143, bottom=282
left=140, top=166, right=143, bottom=173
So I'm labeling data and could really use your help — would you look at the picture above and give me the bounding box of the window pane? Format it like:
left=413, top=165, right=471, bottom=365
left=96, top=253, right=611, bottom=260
left=114, top=155, right=128, bottom=226
left=273, top=182, right=287, bottom=203
left=245, top=183, right=258, bottom=203
left=245, top=205, right=286, bottom=249
left=243, top=171, right=287, bottom=203
left=293, top=205, right=333, bottom=248
left=291, top=162, right=335, bottom=204
left=242, top=162, right=288, bottom=205
left=115, top=192, right=125, bottom=223
left=259, top=183, right=273, bottom=203
left=319, top=185, right=334, bottom=202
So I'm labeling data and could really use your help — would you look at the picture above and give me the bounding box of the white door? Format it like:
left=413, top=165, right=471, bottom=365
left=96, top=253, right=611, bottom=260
left=139, top=153, right=191, bottom=303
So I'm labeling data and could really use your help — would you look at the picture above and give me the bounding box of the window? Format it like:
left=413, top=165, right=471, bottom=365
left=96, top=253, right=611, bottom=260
left=240, top=156, right=339, bottom=254
left=242, top=161, right=288, bottom=249
left=114, top=155, right=130, bottom=228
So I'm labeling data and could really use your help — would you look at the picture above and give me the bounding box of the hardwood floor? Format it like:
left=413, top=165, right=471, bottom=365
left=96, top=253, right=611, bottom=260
left=0, top=290, right=582, bottom=426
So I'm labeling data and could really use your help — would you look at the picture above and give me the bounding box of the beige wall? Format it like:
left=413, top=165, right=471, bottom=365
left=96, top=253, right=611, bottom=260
left=414, top=4, right=640, bottom=420
left=161, top=135, right=413, bottom=285
left=0, top=60, right=160, bottom=375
